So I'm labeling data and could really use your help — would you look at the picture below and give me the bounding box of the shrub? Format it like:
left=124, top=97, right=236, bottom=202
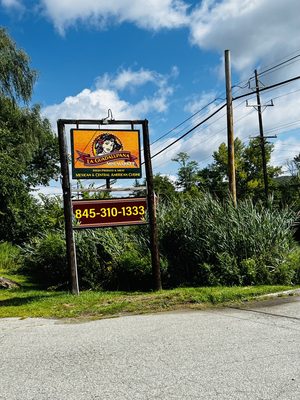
left=22, top=227, right=158, bottom=291
left=215, top=253, right=242, bottom=286
left=21, top=193, right=298, bottom=290
left=157, top=193, right=298, bottom=286
left=74, top=230, right=103, bottom=290
left=0, top=241, right=22, bottom=272
left=22, top=232, right=67, bottom=287
left=279, top=246, right=300, bottom=284
left=106, top=249, right=153, bottom=291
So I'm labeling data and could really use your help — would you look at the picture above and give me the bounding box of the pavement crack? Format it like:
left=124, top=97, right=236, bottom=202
left=228, top=307, right=300, bottom=322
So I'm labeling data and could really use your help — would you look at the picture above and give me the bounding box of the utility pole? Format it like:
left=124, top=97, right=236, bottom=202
left=247, top=70, right=276, bottom=202
left=255, top=69, right=269, bottom=200
left=224, top=50, right=237, bottom=206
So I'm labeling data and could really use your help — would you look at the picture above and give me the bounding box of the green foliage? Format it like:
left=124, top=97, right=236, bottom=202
left=153, top=174, right=176, bottom=203
left=22, top=231, right=105, bottom=289
left=21, top=191, right=298, bottom=290
left=0, top=188, right=48, bottom=245
left=158, top=193, right=297, bottom=286
left=22, top=233, right=68, bottom=288
left=74, top=230, right=104, bottom=290
left=274, top=154, right=300, bottom=211
left=75, top=228, right=159, bottom=291
left=197, top=138, right=282, bottom=201
left=0, top=285, right=297, bottom=319
left=0, top=242, right=22, bottom=272
left=37, top=195, right=65, bottom=231
left=78, top=181, right=112, bottom=199
left=106, top=249, right=153, bottom=291
left=22, top=227, right=156, bottom=291
left=20, top=187, right=298, bottom=291
left=0, top=27, right=37, bottom=103
left=172, top=152, right=200, bottom=192
left=0, top=93, right=59, bottom=245
left=133, top=174, right=176, bottom=203
left=243, top=138, right=281, bottom=198
left=0, top=30, right=60, bottom=244
left=215, top=253, right=241, bottom=286
left=0, top=99, right=59, bottom=186
left=280, top=246, right=300, bottom=284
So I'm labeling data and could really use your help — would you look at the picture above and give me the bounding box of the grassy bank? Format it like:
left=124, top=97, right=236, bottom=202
left=0, top=279, right=298, bottom=320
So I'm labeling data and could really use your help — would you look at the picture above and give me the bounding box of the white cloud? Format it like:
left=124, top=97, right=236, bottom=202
left=272, top=137, right=300, bottom=173
left=184, top=91, right=223, bottom=114
left=36, top=0, right=300, bottom=178
left=189, top=0, right=300, bottom=74
left=98, top=69, right=158, bottom=91
left=8, top=0, right=300, bottom=83
left=40, top=0, right=189, bottom=34
left=42, top=68, right=175, bottom=131
left=40, top=67, right=177, bottom=194
left=96, top=67, right=177, bottom=92
left=43, top=88, right=128, bottom=127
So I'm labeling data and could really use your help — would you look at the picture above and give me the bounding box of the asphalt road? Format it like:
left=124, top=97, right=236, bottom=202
left=0, top=296, right=300, bottom=400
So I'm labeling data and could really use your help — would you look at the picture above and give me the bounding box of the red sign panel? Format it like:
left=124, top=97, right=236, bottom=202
left=72, top=198, right=148, bottom=228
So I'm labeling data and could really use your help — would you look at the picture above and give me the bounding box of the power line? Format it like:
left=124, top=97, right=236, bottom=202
left=242, top=52, right=300, bottom=84
left=258, top=53, right=300, bottom=78
left=152, top=95, right=266, bottom=172
left=150, top=100, right=226, bottom=156
left=149, top=53, right=300, bottom=157
left=150, top=96, right=224, bottom=147
left=151, top=74, right=300, bottom=162
left=266, top=87, right=300, bottom=103
left=152, top=97, right=254, bottom=171
left=150, top=100, right=227, bottom=155
left=233, top=74, right=300, bottom=101
left=151, top=103, right=227, bottom=160
left=231, top=53, right=300, bottom=98
left=258, top=59, right=300, bottom=80
left=265, top=120, right=300, bottom=135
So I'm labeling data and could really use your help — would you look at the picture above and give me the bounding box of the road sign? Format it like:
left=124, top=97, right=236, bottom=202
left=72, top=197, right=147, bottom=228
left=71, top=129, right=142, bottom=179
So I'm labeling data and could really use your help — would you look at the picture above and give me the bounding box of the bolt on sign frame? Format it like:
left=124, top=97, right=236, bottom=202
left=57, top=119, right=161, bottom=295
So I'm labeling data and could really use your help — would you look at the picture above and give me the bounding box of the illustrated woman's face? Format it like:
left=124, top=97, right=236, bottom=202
left=103, top=139, right=114, bottom=153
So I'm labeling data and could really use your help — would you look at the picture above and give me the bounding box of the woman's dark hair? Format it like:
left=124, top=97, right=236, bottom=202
left=94, top=133, right=122, bottom=155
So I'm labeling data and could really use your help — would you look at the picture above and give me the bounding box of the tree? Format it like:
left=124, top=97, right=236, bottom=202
left=153, top=174, right=176, bottom=202
left=172, top=152, right=199, bottom=192
left=132, top=174, right=176, bottom=203
left=0, top=29, right=60, bottom=244
left=275, top=153, right=300, bottom=209
left=0, top=28, right=37, bottom=103
left=292, top=153, right=300, bottom=177
left=198, top=138, right=281, bottom=201
left=197, top=139, right=245, bottom=198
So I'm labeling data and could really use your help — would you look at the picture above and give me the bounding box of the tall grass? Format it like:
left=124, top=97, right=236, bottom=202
left=21, top=193, right=299, bottom=290
left=157, top=194, right=298, bottom=286
left=22, top=227, right=154, bottom=291
left=0, top=241, right=22, bottom=272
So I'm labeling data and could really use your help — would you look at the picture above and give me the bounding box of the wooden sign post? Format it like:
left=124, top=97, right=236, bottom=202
left=57, top=119, right=161, bottom=294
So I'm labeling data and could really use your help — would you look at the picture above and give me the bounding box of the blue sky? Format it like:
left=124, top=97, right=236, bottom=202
left=1, top=0, right=300, bottom=194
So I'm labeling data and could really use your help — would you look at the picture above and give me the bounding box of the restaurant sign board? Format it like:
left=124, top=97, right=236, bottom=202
left=72, top=197, right=147, bottom=228
left=71, top=129, right=142, bottom=179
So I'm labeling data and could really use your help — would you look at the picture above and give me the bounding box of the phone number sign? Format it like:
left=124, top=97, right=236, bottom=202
left=72, top=198, right=148, bottom=228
